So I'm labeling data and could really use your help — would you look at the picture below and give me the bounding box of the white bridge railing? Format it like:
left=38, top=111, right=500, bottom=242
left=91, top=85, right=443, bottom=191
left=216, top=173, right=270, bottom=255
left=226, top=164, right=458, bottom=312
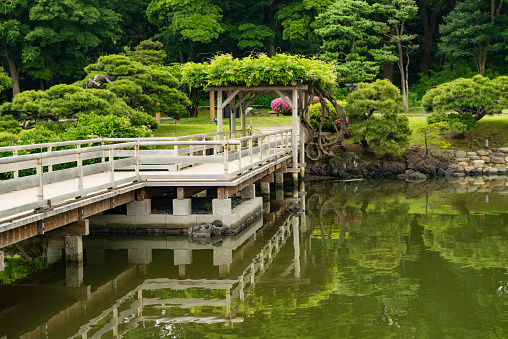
left=0, top=129, right=293, bottom=219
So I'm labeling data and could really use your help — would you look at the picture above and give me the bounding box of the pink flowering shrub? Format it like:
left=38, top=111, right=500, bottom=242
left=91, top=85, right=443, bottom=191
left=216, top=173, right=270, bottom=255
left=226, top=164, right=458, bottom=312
left=270, top=97, right=292, bottom=115
left=335, top=117, right=350, bottom=138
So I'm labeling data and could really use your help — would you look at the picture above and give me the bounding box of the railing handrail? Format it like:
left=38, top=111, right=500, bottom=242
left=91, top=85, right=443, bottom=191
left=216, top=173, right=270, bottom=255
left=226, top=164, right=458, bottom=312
left=0, top=129, right=254, bottom=153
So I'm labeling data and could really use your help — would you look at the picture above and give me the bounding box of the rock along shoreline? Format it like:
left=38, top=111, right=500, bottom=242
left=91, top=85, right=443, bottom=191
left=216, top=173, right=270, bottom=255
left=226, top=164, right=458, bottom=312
left=305, top=147, right=508, bottom=181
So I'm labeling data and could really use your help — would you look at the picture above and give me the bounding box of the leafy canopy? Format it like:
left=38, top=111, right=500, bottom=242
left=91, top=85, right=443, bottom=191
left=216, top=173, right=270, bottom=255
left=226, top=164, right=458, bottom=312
left=82, top=54, right=190, bottom=119
left=181, top=53, right=336, bottom=89
left=422, top=75, right=508, bottom=121
left=345, top=80, right=410, bottom=152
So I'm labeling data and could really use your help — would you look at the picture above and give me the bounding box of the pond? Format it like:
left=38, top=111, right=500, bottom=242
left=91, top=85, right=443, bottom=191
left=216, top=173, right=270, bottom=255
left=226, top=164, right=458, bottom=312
left=0, top=177, right=507, bottom=338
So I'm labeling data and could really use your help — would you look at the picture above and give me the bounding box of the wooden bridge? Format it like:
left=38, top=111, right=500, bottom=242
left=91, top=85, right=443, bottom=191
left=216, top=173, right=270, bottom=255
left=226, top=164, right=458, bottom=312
left=0, top=128, right=303, bottom=250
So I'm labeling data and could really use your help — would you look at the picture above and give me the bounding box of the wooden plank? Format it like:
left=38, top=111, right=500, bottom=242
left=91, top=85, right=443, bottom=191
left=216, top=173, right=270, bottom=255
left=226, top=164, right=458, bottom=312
left=259, top=173, right=274, bottom=183
left=207, top=85, right=308, bottom=92
left=43, top=219, right=89, bottom=236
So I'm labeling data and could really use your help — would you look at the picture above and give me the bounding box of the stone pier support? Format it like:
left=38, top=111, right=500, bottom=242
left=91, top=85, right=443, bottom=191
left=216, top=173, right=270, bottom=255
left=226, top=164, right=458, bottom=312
left=127, top=199, right=151, bottom=216
left=0, top=251, right=4, bottom=272
left=65, top=235, right=83, bottom=262
left=275, top=173, right=284, bottom=184
left=173, top=198, right=192, bottom=215
left=66, top=261, right=84, bottom=287
left=212, top=198, right=232, bottom=215
left=174, top=250, right=193, bottom=277
left=260, top=182, right=270, bottom=195
left=214, top=248, right=232, bottom=278
left=240, top=184, right=255, bottom=199
left=128, top=249, right=153, bottom=264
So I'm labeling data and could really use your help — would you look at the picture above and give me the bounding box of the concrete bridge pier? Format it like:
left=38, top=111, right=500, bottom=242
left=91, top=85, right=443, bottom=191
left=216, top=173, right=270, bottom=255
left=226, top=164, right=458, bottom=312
left=127, top=199, right=152, bottom=216
left=213, top=248, right=232, bottom=278
left=260, top=182, right=270, bottom=196
left=66, top=261, right=84, bottom=287
left=213, top=187, right=232, bottom=215
left=0, top=251, right=4, bottom=272
left=128, top=249, right=152, bottom=265
left=240, top=184, right=255, bottom=199
left=174, top=249, right=193, bottom=277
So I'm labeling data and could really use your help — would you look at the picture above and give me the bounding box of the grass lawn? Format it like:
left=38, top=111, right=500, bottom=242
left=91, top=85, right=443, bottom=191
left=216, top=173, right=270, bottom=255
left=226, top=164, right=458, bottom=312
left=155, top=107, right=508, bottom=151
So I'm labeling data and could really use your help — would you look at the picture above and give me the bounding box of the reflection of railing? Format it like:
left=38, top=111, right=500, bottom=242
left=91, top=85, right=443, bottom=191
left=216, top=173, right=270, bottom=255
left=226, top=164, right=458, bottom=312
left=229, top=214, right=295, bottom=314
left=65, top=214, right=298, bottom=338
left=0, top=129, right=293, bottom=219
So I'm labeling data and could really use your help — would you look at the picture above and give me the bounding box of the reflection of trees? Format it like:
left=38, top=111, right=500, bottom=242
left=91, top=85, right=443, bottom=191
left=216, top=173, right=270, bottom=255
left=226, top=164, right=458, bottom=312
left=419, top=213, right=508, bottom=269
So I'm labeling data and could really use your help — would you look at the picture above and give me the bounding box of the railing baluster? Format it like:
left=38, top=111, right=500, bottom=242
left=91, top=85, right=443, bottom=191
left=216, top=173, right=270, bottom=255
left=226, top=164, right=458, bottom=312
left=48, top=146, right=53, bottom=173
left=36, top=152, right=43, bottom=200
left=77, top=144, right=83, bottom=190
left=135, top=140, right=140, bottom=176
left=109, top=147, right=115, bottom=183
left=249, top=139, right=253, bottom=165
left=224, top=143, right=229, bottom=174
left=13, top=149, right=18, bottom=179
left=237, top=143, right=242, bottom=170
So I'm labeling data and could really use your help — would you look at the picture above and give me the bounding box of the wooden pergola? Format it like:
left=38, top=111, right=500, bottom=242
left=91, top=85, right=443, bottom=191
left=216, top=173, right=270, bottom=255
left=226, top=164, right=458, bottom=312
left=208, top=83, right=310, bottom=177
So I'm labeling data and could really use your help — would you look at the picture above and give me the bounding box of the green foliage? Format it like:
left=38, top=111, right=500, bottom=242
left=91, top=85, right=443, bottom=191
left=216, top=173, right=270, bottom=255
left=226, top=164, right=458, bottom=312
left=313, top=0, right=396, bottom=83
left=308, top=101, right=346, bottom=132
left=422, top=75, right=508, bottom=121
left=62, top=113, right=152, bottom=139
left=0, top=68, right=12, bottom=93
left=0, top=84, right=135, bottom=127
left=427, top=112, right=476, bottom=134
left=344, top=80, right=409, bottom=151
left=181, top=53, right=336, bottom=89
left=345, top=79, right=404, bottom=122
left=0, top=115, right=21, bottom=134
left=235, top=23, right=275, bottom=50
left=128, top=110, right=159, bottom=130
left=84, top=54, right=190, bottom=119
left=126, top=39, right=167, bottom=65
left=0, top=0, right=122, bottom=91
left=146, top=0, right=224, bottom=43
left=418, top=121, right=450, bottom=154
left=0, top=256, right=49, bottom=284
left=440, top=0, right=506, bottom=74
left=348, top=114, right=411, bottom=153
left=18, top=125, right=59, bottom=145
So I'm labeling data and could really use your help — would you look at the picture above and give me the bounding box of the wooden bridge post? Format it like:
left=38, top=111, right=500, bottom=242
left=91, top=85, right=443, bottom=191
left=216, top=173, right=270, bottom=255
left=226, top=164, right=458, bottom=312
left=292, top=87, right=299, bottom=172
left=210, top=90, right=215, bottom=120
left=36, top=154, right=44, bottom=200
left=77, top=144, right=83, bottom=191
left=13, top=149, right=18, bottom=178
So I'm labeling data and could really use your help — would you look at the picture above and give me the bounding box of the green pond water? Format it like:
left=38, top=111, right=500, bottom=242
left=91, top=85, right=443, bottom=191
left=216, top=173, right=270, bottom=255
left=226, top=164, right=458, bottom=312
left=1, top=178, right=508, bottom=338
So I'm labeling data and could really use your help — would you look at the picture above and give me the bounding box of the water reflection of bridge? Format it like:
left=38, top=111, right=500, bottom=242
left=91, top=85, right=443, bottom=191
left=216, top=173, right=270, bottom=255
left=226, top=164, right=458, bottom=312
left=0, top=192, right=310, bottom=339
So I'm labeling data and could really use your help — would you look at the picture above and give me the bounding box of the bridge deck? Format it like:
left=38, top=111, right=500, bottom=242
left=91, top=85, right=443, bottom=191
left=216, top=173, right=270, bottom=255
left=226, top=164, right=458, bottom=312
left=0, top=129, right=297, bottom=230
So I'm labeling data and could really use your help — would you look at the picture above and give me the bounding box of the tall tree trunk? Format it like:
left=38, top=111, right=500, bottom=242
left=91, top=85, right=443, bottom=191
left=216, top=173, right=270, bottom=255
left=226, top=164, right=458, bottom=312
left=419, top=0, right=444, bottom=76
left=383, top=62, right=394, bottom=82
left=2, top=38, right=20, bottom=97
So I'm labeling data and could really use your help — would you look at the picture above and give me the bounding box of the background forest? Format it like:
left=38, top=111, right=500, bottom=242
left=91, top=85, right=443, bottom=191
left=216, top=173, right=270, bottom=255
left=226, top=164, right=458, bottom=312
left=0, top=0, right=507, bottom=146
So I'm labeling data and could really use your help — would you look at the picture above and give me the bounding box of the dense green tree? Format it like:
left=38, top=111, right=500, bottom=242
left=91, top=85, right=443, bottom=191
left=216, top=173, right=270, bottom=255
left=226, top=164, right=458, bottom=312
left=313, top=0, right=396, bottom=83
left=0, top=0, right=122, bottom=96
left=0, top=84, right=135, bottom=128
left=422, top=75, right=508, bottom=122
left=346, top=79, right=411, bottom=151
left=82, top=54, right=190, bottom=119
left=440, top=0, right=507, bottom=76
left=373, top=0, right=419, bottom=112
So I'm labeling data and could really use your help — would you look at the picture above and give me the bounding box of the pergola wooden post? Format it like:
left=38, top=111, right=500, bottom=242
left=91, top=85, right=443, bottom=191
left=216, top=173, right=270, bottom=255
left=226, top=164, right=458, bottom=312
left=208, top=84, right=309, bottom=172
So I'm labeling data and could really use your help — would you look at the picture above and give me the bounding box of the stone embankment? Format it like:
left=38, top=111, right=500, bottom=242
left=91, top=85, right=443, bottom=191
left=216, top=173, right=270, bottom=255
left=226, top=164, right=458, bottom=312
left=447, top=148, right=508, bottom=176
left=446, top=175, right=508, bottom=194
left=306, top=147, right=508, bottom=180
